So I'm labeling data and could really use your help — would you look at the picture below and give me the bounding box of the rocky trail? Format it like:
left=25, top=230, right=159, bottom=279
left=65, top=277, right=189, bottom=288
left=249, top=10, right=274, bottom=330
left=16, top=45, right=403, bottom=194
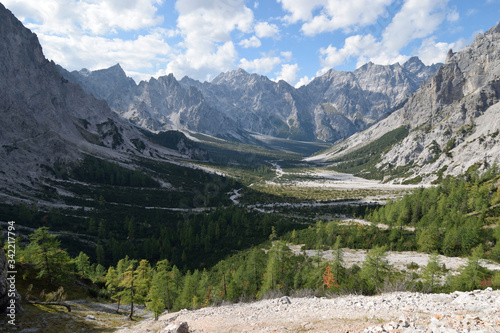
left=116, top=288, right=500, bottom=333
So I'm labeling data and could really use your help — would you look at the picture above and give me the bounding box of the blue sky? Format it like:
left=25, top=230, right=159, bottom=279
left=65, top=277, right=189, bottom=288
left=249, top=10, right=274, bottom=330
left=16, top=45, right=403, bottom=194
left=3, top=0, right=500, bottom=86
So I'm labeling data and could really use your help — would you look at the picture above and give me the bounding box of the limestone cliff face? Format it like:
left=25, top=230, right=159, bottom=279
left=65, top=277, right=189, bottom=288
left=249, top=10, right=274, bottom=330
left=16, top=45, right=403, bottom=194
left=316, top=22, right=500, bottom=182
left=62, top=56, right=439, bottom=143
left=0, top=3, right=171, bottom=190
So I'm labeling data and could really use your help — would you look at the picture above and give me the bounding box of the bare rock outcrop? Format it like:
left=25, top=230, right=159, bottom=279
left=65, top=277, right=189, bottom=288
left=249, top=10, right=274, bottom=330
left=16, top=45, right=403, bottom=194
left=315, top=21, right=500, bottom=182
left=61, top=55, right=439, bottom=143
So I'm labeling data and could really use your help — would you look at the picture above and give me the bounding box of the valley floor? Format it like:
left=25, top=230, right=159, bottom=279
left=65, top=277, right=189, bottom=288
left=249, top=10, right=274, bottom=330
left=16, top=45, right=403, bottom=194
left=116, top=288, right=500, bottom=333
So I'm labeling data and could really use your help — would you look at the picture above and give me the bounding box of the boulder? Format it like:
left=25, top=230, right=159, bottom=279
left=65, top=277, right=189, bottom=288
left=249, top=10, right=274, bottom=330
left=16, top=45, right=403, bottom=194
left=164, top=321, right=189, bottom=333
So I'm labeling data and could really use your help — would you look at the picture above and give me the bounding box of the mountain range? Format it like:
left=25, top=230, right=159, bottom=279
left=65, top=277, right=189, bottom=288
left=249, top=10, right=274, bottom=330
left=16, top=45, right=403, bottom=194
left=2, top=0, right=500, bottom=187
left=0, top=3, right=193, bottom=194
left=59, top=56, right=441, bottom=143
left=311, top=22, right=500, bottom=182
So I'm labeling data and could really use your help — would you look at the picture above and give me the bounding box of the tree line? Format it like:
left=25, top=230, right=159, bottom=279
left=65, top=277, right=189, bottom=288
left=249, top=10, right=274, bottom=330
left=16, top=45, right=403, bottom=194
left=10, top=224, right=497, bottom=321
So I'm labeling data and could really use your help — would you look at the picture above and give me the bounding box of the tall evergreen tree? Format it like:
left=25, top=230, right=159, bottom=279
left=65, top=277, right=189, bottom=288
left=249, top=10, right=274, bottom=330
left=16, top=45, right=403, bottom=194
left=24, top=227, right=71, bottom=285
left=361, top=245, right=390, bottom=293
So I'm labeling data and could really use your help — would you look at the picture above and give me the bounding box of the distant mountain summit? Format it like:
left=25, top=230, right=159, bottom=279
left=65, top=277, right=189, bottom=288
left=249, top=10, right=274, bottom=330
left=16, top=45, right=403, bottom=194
left=313, top=21, right=500, bottom=182
left=61, top=55, right=440, bottom=143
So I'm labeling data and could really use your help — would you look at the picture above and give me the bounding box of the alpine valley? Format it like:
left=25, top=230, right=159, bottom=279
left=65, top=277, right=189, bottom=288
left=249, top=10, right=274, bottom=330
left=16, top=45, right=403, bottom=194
left=3, top=2, right=500, bottom=332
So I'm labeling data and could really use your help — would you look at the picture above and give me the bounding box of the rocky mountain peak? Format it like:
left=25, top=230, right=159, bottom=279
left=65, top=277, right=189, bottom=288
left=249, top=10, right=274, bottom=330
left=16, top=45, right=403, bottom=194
left=320, top=21, right=500, bottom=182
left=59, top=51, right=440, bottom=143
left=0, top=2, right=162, bottom=189
left=211, top=68, right=250, bottom=85
left=402, top=56, right=425, bottom=73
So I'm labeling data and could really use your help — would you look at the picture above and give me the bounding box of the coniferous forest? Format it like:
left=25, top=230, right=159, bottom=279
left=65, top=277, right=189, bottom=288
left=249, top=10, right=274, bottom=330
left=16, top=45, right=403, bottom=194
left=4, top=160, right=500, bottom=321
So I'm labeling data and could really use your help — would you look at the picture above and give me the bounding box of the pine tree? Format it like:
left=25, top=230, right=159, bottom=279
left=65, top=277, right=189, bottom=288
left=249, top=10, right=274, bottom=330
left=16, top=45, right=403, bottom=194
left=331, top=236, right=345, bottom=284
left=105, top=266, right=121, bottom=312
left=155, top=259, right=172, bottom=311
left=134, top=259, right=152, bottom=306
left=25, top=227, right=71, bottom=285
left=451, top=245, right=491, bottom=291
left=147, top=270, right=166, bottom=320
left=74, top=251, right=91, bottom=279
left=361, top=245, right=390, bottom=292
left=117, top=262, right=137, bottom=320
left=260, top=241, right=292, bottom=296
left=422, top=252, right=442, bottom=293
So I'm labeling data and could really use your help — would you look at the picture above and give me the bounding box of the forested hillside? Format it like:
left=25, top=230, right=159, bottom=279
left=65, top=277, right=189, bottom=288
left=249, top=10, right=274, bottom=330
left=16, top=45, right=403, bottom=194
left=7, top=165, right=500, bottom=323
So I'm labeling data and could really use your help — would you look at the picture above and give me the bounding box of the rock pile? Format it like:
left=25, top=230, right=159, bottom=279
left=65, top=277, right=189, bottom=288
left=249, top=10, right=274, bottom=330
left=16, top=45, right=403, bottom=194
left=117, top=288, right=500, bottom=333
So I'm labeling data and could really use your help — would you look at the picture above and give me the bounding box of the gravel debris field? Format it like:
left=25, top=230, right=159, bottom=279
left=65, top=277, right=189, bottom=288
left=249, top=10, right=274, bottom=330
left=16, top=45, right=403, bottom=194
left=116, top=288, right=500, bottom=333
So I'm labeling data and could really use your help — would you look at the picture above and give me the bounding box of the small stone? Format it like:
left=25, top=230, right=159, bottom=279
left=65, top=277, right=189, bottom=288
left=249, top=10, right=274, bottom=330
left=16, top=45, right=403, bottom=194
left=164, top=322, right=189, bottom=333
left=280, top=296, right=291, bottom=304
left=86, top=315, right=96, bottom=320
left=399, top=316, right=410, bottom=328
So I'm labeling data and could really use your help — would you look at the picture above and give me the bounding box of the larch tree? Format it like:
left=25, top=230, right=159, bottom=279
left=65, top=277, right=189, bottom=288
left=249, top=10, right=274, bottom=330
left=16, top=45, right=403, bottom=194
left=25, top=227, right=71, bottom=285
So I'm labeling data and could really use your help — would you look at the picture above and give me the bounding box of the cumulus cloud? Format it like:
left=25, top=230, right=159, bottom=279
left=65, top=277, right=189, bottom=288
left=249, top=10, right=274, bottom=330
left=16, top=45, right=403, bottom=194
left=165, top=0, right=254, bottom=80
left=274, top=63, right=299, bottom=84
left=320, top=34, right=379, bottom=68
left=254, top=21, right=280, bottom=38
left=3, top=0, right=163, bottom=35
left=295, top=75, right=313, bottom=88
left=239, top=36, right=262, bottom=48
left=417, top=37, right=467, bottom=65
left=239, top=55, right=282, bottom=73
left=41, top=30, right=172, bottom=82
left=3, top=0, right=170, bottom=82
left=382, top=0, right=449, bottom=52
left=277, top=0, right=324, bottom=23
left=302, top=0, right=393, bottom=35
left=318, top=0, right=454, bottom=72
left=278, top=0, right=393, bottom=35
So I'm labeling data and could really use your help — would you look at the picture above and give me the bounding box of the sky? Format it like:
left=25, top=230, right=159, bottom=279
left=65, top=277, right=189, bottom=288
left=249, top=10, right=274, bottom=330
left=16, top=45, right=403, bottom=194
left=3, top=0, right=500, bottom=87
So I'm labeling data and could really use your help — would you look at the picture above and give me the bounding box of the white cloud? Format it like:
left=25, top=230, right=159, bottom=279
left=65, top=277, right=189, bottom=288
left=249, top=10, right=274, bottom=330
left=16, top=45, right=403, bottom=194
left=319, top=34, right=379, bottom=69
left=301, top=0, right=393, bottom=35
left=162, top=41, right=238, bottom=81
left=3, top=0, right=163, bottom=35
left=446, top=9, right=459, bottom=22
left=281, top=51, right=293, bottom=61
left=164, top=0, right=254, bottom=80
left=277, top=0, right=324, bottom=23
left=274, top=63, right=299, bottom=84
left=40, top=31, right=172, bottom=81
left=382, top=0, right=449, bottom=52
left=318, top=0, right=453, bottom=72
left=239, top=36, right=262, bottom=48
left=278, top=0, right=393, bottom=36
left=295, top=75, right=313, bottom=88
left=3, top=0, right=170, bottom=83
left=254, top=21, right=280, bottom=38
left=239, top=55, right=281, bottom=73
left=417, top=37, right=467, bottom=65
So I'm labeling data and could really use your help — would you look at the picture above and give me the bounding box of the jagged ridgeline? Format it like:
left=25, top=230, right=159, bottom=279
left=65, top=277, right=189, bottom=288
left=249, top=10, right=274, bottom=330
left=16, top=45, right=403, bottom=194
left=60, top=56, right=440, bottom=145
left=3, top=1, right=500, bottom=331
left=314, top=22, right=500, bottom=182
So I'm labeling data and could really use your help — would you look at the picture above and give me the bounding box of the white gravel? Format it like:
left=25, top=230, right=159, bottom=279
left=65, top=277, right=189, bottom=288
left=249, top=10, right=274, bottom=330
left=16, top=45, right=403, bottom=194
left=116, top=288, right=500, bottom=333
